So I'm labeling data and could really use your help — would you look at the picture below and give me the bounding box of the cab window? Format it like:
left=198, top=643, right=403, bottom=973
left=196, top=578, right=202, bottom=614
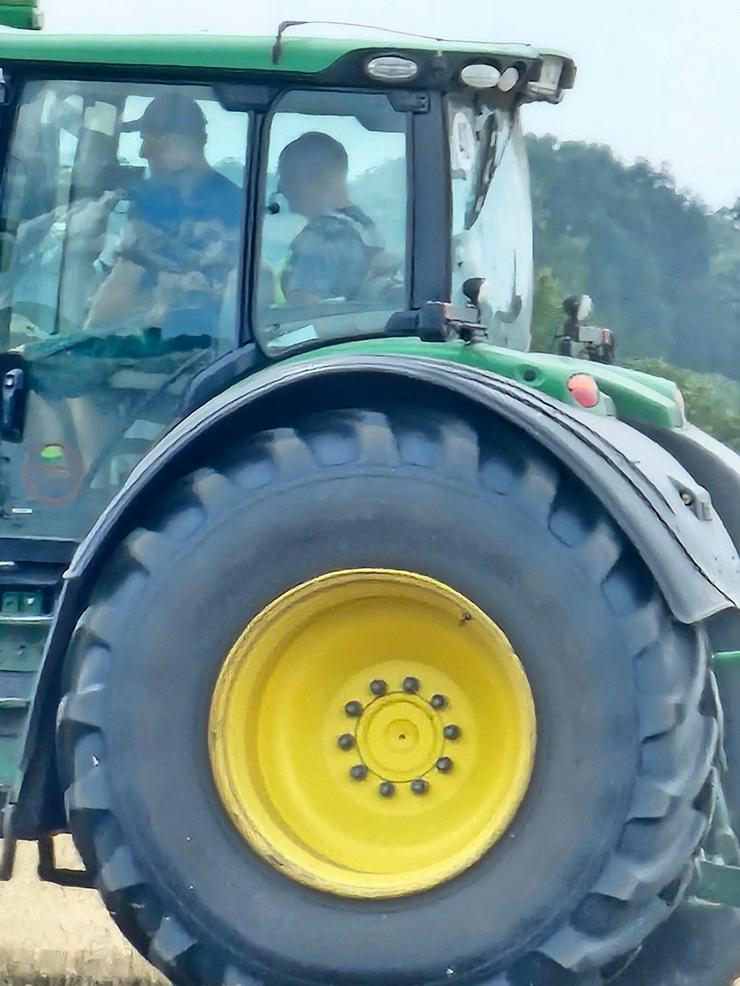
left=0, top=80, right=249, bottom=540
left=0, top=79, right=249, bottom=353
left=256, top=90, right=408, bottom=355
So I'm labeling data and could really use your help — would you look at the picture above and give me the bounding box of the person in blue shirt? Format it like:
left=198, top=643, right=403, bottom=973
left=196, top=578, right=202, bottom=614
left=87, top=93, right=242, bottom=339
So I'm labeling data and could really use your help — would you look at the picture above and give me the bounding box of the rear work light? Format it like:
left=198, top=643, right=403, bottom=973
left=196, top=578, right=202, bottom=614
left=526, top=54, right=566, bottom=101
left=567, top=373, right=600, bottom=409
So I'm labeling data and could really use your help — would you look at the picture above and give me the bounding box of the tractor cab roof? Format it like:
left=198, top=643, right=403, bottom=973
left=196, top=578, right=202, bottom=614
left=0, top=16, right=576, bottom=103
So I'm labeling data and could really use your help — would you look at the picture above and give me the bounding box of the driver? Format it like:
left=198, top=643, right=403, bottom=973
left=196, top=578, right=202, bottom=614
left=276, top=132, right=384, bottom=304
left=86, top=92, right=241, bottom=336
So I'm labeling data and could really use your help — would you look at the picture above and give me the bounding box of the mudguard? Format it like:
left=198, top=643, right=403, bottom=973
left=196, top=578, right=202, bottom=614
left=12, top=354, right=740, bottom=830
left=69, top=354, right=740, bottom=620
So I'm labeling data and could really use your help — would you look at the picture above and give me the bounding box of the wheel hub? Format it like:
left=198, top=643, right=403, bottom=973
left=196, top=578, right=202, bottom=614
left=343, top=686, right=459, bottom=788
left=209, top=569, right=536, bottom=898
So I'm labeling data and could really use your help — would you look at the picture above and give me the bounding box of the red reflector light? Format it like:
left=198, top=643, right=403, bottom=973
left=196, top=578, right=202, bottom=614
left=567, top=373, right=600, bottom=409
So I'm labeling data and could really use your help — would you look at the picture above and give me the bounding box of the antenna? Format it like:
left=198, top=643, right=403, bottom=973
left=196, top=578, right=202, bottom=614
left=271, top=20, right=448, bottom=65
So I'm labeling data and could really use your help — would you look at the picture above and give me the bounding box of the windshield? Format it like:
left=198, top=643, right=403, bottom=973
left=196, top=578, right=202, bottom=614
left=0, top=79, right=249, bottom=539
left=448, top=97, right=533, bottom=350
left=255, top=90, right=408, bottom=355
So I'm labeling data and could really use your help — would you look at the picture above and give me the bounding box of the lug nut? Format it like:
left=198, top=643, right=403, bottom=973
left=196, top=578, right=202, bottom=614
left=379, top=781, right=395, bottom=798
left=345, top=700, right=363, bottom=717
left=436, top=756, right=454, bottom=773
left=402, top=676, right=420, bottom=694
left=411, top=778, right=429, bottom=795
left=430, top=694, right=448, bottom=710
left=369, top=679, right=387, bottom=696
left=350, top=764, right=368, bottom=781
left=337, top=733, right=355, bottom=751
left=444, top=724, right=461, bottom=740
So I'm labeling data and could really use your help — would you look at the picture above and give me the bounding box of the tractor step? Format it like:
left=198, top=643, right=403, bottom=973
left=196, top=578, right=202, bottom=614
left=0, top=564, right=64, bottom=810
left=37, top=834, right=95, bottom=888
left=0, top=823, right=94, bottom=887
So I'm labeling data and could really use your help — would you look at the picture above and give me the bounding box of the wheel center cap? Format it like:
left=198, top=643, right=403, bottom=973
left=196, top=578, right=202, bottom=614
left=357, top=694, right=443, bottom=782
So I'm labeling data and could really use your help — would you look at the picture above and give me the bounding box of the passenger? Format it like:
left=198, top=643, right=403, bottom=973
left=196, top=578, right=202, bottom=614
left=87, top=92, right=241, bottom=336
left=276, top=132, right=384, bottom=304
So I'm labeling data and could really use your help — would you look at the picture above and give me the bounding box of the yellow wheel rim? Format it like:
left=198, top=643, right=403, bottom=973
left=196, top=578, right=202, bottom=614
left=209, top=569, right=536, bottom=898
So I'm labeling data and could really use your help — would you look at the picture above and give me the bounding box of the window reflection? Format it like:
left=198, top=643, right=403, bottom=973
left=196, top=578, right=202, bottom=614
left=257, top=91, right=408, bottom=354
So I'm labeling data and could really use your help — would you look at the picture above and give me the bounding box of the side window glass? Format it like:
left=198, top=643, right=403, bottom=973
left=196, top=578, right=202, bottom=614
left=256, top=90, right=408, bottom=354
left=0, top=81, right=248, bottom=353
left=449, top=99, right=533, bottom=351
left=0, top=80, right=249, bottom=541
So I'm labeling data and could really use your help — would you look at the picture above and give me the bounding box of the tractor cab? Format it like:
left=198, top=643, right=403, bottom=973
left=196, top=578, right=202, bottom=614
left=0, top=29, right=574, bottom=543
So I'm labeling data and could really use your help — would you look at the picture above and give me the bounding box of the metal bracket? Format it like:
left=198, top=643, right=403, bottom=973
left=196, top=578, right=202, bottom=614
left=691, top=859, right=740, bottom=908
left=417, top=301, right=484, bottom=344
left=0, top=806, right=17, bottom=881
left=37, top=835, right=95, bottom=889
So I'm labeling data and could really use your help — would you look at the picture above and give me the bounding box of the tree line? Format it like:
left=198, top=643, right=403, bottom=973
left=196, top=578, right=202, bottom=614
left=528, top=135, right=740, bottom=448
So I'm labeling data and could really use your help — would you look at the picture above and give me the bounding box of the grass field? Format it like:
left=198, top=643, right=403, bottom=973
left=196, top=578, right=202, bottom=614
left=0, top=837, right=167, bottom=986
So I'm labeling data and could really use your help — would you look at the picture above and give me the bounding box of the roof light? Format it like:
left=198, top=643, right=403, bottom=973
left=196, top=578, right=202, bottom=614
left=567, top=373, right=600, bottom=409
left=460, top=63, right=501, bottom=89
left=526, top=55, right=565, bottom=101
left=366, top=55, right=419, bottom=82
left=497, top=67, right=520, bottom=92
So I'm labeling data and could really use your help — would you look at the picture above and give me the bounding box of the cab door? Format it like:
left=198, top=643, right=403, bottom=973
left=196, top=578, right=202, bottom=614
left=0, top=76, right=249, bottom=541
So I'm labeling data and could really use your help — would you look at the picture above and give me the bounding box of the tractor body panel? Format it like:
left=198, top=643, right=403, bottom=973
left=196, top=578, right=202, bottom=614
left=300, top=337, right=687, bottom=428
left=0, top=4, right=39, bottom=31
left=0, top=30, right=570, bottom=81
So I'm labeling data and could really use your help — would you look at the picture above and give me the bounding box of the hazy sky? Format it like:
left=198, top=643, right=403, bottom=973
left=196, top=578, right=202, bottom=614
left=40, top=0, right=739, bottom=209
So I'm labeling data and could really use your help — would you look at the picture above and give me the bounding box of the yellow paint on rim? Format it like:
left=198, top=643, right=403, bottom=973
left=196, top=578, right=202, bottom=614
left=208, top=569, right=536, bottom=899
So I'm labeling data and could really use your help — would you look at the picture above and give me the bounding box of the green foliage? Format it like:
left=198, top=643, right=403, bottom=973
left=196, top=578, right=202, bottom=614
left=527, top=135, right=740, bottom=379
left=627, top=358, right=740, bottom=451
left=530, top=269, right=563, bottom=353
left=528, top=137, right=740, bottom=447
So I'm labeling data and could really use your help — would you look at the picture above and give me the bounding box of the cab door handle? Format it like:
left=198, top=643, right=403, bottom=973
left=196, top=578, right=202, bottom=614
left=1, top=367, right=26, bottom=441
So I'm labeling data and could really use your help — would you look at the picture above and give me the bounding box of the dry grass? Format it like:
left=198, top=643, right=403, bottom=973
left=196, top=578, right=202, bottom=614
left=0, top=837, right=167, bottom=986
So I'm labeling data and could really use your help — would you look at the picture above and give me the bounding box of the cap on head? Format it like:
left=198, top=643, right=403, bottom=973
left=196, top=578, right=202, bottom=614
left=122, top=93, right=207, bottom=143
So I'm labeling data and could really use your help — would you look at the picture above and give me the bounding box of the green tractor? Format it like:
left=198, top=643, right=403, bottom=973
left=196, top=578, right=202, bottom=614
left=0, top=5, right=738, bottom=984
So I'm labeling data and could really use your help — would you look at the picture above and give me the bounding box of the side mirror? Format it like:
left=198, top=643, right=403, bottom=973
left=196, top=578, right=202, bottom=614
left=562, top=293, right=593, bottom=323
left=462, top=277, right=486, bottom=309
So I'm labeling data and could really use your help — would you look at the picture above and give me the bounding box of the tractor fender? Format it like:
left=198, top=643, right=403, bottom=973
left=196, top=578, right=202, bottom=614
left=66, top=353, right=740, bottom=624
left=14, top=354, right=740, bottom=832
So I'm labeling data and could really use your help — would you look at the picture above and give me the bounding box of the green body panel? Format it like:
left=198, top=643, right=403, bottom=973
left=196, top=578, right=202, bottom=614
left=0, top=3, right=39, bottom=31
left=715, top=651, right=740, bottom=668
left=692, top=860, right=740, bottom=907
left=294, top=338, right=685, bottom=430
left=0, top=30, right=562, bottom=74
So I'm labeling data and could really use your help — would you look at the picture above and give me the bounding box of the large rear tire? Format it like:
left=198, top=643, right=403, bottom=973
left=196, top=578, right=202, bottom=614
left=57, top=406, right=717, bottom=986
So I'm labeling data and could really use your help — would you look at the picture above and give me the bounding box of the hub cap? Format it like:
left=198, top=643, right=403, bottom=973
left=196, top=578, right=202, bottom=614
left=209, top=569, right=536, bottom=898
